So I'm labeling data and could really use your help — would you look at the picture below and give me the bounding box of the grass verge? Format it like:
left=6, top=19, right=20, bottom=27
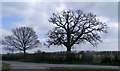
left=2, top=63, right=10, bottom=71
left=50, top=67, right=120, bottom=71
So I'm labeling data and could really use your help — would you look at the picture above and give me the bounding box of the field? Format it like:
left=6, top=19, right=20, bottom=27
left=50, top=67, right=120, bottom=71
left=2, top=63, right=10, bottom=71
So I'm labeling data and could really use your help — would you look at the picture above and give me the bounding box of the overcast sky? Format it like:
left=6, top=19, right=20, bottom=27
left=1, top=2, right=119, bottom=53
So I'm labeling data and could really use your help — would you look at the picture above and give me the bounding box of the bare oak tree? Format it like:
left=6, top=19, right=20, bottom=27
left=47, top=10, right=108, bottom=51
left=2, top=27, right=40, bottom=56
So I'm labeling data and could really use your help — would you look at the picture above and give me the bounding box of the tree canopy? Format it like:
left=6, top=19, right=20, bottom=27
left=2, top=27, right=40, bottom=55
left=47, top=9, right=108, bottom=51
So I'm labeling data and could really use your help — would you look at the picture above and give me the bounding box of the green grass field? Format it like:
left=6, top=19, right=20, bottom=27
left=50, top=67, right=120, bottom=71
left=2, top=63, right=10, bottom=71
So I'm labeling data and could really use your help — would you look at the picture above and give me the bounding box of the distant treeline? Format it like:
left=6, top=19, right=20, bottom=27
left=2, top=51, right=120, bottom=66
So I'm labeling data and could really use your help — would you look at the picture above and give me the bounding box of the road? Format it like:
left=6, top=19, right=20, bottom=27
left=2, top=61, right=120, bottom=69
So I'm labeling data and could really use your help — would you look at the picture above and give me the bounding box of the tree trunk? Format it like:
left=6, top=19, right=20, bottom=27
left=23, top=50, right=26, bottom=59
left=67, top=47, right=71, bottom=51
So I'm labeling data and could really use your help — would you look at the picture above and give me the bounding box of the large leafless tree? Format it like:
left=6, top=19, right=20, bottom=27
left=47, top=9, right=108, bottom=51
left=2, top=27, right=40, bottom=56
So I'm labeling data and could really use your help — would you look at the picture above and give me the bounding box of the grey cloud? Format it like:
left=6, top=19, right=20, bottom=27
left=63, top=2, right=118, bottom=22
left=2, top=2, right=29, bottom=10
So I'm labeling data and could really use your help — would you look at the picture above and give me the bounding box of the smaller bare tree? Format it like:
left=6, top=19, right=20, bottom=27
left=2, top=27, right=40, bottom=57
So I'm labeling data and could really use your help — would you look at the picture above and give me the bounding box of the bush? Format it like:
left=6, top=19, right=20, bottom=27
left=2, top=53, right=23, bottom=60
left=2, top=51, right=120, bottom=65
